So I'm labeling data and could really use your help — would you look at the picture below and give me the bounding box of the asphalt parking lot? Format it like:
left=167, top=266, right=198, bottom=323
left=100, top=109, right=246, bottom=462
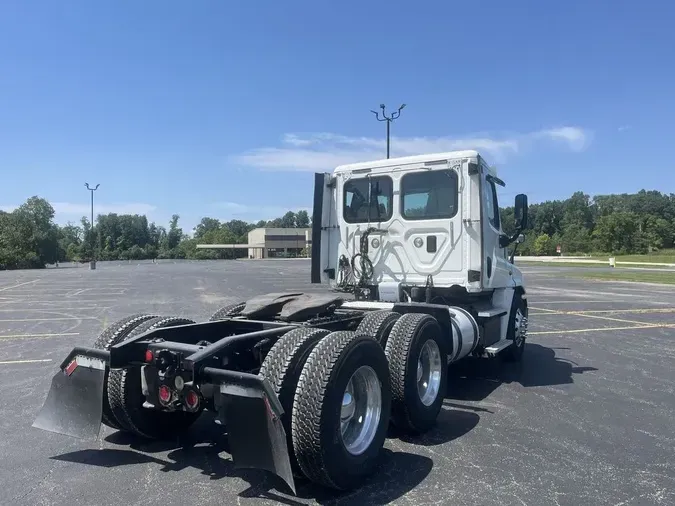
left=1, top=260, right=673, bottom=506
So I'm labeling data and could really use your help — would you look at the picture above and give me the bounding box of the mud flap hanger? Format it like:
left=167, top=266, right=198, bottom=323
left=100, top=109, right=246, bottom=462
left=205, top=367, right=296, bottom=494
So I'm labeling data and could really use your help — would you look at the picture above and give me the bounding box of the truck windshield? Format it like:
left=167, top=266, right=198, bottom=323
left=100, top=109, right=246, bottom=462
left=401, top=169, right=458, bottom=220
left=343, top=175, right=393, bottom=223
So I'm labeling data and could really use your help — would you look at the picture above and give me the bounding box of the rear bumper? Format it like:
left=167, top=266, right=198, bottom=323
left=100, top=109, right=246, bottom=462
left=32, top=345, right=296, bottom=494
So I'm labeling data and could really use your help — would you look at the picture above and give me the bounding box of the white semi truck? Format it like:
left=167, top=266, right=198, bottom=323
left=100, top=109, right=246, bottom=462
left=33, top=149, right=530, bottom=495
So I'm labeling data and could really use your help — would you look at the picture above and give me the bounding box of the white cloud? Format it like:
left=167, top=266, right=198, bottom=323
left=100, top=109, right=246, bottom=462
left=231, top=126, right=591, bottom=172
left=531, top=127, right=592, bottom=151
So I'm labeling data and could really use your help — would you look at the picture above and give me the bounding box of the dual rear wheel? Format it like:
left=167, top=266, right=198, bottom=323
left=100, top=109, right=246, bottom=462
left=358, top=310, right=449, bottom=433
left=258, top=310, right=449, bottom=491
left=93, top=314, right=203, bottom=440
left=259, top=328, right=391, bottom=490
left=94, top=302, right=249, bottom=438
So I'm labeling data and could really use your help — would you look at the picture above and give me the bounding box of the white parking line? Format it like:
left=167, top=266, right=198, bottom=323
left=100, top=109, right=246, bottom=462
left=0, top=332, right=80, bottom=340
left=0, top=299, right=120, bottom=305
left=0, top=307, right=106, bottom=312
left=0, top=359, right=53, bottom=365
left=0, top=280, right=41, bottom=292
left=0, top=317, right=99, bottom=322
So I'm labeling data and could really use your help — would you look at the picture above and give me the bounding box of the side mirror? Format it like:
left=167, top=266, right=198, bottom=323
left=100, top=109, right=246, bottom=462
left=514, top=194, right=528, bottom=230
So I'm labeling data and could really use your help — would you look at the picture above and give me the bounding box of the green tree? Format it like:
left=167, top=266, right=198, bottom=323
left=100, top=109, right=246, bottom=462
left=296, top=210, right=310, bottom=228
left=167, top=214, right=182, bottom=250
left=194, top=217, right=221, bottom=240
left=533, top=233, right=553, bottom=256
left=592, top=212, right=644, bottom=254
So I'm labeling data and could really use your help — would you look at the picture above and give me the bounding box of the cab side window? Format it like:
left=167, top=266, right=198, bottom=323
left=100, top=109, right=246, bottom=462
left=485, top=179, right=501, bottom=230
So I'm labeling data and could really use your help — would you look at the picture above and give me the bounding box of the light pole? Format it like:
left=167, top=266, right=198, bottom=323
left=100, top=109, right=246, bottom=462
left=85, top=183, right=100, bottom=270
left=371, top=103, right=406, bottom=158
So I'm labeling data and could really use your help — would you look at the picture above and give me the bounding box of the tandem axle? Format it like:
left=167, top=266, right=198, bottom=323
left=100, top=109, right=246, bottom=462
left=32, top=290, right=528, bottom=494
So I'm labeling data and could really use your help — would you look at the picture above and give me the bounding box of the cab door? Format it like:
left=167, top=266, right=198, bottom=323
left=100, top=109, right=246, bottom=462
left=310, top=172, right=339, bottom=284
left=481, top=171, right=512, bottom=289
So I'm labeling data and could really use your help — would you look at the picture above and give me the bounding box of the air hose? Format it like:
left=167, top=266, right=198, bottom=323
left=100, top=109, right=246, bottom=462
left=335, top=227, right=380, bottom=292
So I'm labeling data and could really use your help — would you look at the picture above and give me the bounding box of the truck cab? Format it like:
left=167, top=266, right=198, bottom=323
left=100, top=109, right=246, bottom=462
left=311, top=150, right=528, bottom=300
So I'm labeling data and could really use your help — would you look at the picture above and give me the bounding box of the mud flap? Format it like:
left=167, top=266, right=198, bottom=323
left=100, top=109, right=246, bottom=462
left=218, top=380, right=295, bottom=494
left=32, top=355, right=106, bottom=440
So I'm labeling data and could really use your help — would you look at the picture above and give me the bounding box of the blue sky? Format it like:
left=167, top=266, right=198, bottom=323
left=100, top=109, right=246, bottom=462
left=1, top=0, right=674, bottom=234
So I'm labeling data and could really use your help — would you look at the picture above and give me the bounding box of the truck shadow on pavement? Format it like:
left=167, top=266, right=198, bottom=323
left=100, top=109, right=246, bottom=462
left=50, top=413, right=433, bottom=505
left=445, top=342, right=598, bottom=403
left=391, top=342, right=597, bottom=447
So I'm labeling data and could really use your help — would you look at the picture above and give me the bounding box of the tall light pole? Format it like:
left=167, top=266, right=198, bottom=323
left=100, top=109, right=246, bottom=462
left=371, top=103, right=406, bottom=158
left=85, top=183, right=100, bottom=270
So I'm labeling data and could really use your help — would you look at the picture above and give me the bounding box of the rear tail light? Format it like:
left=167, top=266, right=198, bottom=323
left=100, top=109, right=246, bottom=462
left=144, top=350, right=154, bottom=363
left=184, top=389, right=200, bottom=411
left=158, top=384, right=172, bottom=404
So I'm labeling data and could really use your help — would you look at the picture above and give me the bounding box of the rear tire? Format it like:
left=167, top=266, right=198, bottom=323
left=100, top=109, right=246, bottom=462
left=92, top=313, right=159, bottom=430
left=291, top=331, right=391, bottom=490
left=108, top=316, right=203, bottom=439
left=208, top=302, right=246, bottom=321
left=357, top=310, right=401, bottom=347
left=258, top=327, right=331, bottom=477
left=384, top=313, right=448, bottom=434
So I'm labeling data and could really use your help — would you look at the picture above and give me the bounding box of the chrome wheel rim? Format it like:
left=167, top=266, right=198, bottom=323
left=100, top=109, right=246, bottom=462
left=340, top=365, right=382, bottom=456
left=514, top=307, right=528, bottom=347
left=417, top=339, right=443, bottom=406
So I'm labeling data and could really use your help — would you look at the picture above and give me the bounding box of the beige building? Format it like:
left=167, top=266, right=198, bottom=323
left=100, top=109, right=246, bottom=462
left=196, top=227, right=312, bottom=259
left=247, top=227, right=312, bottom=259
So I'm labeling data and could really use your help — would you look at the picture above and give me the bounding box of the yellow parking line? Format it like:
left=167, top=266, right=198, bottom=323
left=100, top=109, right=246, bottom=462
left=0, top=359, right=52, bottom=365
left=585, top=308, right=675, bottom=314
left=0, top=332, right=80, bottom=340
left=530, top=306, right=671, bottom=326
left=532, top=307, right=675, bottom=315
left=530, top=324, right=675, bottom=335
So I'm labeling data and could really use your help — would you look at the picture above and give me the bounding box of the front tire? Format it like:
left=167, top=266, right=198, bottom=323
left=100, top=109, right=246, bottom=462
left=502, top=293, right=528, bottom=362
left=291, top=331, right=391, bottom=490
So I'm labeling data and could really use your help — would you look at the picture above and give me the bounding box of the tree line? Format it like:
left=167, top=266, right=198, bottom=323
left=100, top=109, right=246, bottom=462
left=501, top=190, right=675, bottom=256
left=0, top=196, right=311, bottom=269
left=1, top=189, right=674, bottom=270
